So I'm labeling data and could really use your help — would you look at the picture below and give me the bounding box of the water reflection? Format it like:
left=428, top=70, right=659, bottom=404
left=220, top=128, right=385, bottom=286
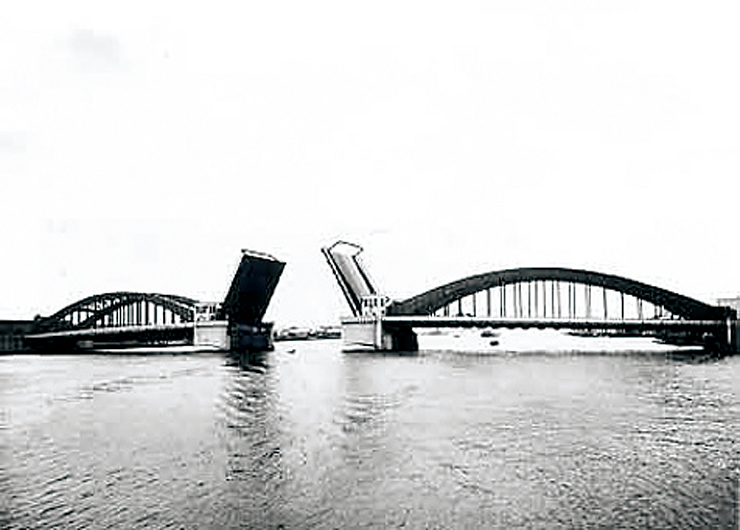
left=215, top=350, right=288, bottom=527
left=335, top=353, right=407, bottom=475
left=224, top=349, right=270, bottom=373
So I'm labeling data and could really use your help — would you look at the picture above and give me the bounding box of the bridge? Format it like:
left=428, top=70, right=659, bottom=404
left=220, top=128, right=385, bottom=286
left=24, top=250, right=285, bottom=352
left=323, top=241, right=738, bottom=353
left=24, top=292, right=201, bottom=350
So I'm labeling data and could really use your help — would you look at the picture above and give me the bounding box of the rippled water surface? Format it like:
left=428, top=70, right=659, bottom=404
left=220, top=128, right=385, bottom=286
left=2, top=333, right=738, bottom=528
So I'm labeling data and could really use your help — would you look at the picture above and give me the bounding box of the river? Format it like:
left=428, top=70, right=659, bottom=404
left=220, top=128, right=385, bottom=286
left=1, top=330, right=738, bottom=528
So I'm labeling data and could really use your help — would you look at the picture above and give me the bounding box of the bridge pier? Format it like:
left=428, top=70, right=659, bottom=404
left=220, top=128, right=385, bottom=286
left=341, top=317, right=418, bottom=352
left=386, top=325, right=419, bottom=352
left=193, top=321, right=230, bottom=350
left=711, top=317, right=738, bottom=354
left=730, top=318, right=739, bottom=353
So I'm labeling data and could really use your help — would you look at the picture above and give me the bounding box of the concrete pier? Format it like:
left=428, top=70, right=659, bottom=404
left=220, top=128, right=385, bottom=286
left=341, top=317, right=418, bottom=352
left=193, top=320, right=230, bottom=350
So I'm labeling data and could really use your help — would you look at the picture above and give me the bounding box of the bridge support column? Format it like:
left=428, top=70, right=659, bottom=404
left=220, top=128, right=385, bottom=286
left=341, top=317, right=418, bottom=352
left=385, top=325, right=418, bottom=352
left=194, top=320, right=230, bottom=351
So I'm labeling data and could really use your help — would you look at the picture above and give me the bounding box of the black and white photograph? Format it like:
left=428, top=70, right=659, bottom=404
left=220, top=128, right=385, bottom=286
left=1, top=1, right=738, bottom=528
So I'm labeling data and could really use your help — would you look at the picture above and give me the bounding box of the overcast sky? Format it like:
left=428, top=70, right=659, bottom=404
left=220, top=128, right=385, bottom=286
left=2, top=1, right=739, bottom=326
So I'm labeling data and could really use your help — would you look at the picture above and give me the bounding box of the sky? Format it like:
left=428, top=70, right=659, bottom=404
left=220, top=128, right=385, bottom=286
left=2, top=1, right=739, bottom=327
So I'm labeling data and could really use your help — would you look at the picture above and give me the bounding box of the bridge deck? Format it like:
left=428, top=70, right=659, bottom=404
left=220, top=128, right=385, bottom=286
left=26, top=322, right=194, bottom=340
left=381, top=316, right=726, bottom=331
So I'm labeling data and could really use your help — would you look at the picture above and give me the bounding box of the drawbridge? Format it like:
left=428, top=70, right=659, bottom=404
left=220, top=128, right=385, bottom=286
left=323, top=241, right=737, bottom=353
left=25, top=250, right=284, bottom=352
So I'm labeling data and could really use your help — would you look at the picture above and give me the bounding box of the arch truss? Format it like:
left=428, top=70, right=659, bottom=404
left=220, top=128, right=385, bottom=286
left=37, top=292, right=197, bottom=333
left=387, top=268, right=733, bottom=323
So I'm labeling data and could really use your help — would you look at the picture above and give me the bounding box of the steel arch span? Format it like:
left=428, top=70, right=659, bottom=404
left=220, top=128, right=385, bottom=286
left=37, top=292, right=197, bottom=332
left=386, top=267, right=733, bottom=321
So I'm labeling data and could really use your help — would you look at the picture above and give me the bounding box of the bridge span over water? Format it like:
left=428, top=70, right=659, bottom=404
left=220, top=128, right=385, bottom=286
left=323, top=242, right=737, bottom=353
left=24, top=250, right=285, bottom=352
